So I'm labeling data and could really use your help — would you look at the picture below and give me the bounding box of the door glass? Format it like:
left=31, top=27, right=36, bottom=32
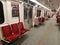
left=0, top=1, right=4, bottom=24
left=24, top=6, right=28, bottom=19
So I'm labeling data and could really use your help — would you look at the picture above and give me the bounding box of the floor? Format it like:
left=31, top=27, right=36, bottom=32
left=11, top=15, right=60, bottom=45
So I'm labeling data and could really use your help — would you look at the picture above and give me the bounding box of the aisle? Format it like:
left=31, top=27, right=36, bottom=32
left=40, top=15, right=58, bottom=45
left=11, top=15, right=60, bottom=45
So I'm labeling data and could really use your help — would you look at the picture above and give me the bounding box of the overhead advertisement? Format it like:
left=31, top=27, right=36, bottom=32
left=11, top=2, right=19, bottom=17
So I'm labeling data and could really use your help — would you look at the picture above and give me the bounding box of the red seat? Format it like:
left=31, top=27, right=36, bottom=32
left=56, top=16, right=58, bottom=18
left=2, top=25, right=18, bottom=42
left=11, top=23, right=20, bottom=36
left=38, top=17, right=45, bottom=24
left=18, top=22, right=29, bottom=35
left=0, top=43, right=3, bottom=45
left=48, top=16, right=50, bottom=18
left=41, top=17, right=45, bottom=23
left=5, top=34, right=18, bottom=41
left=38, top=17, right=42, bottom=24
left=57, top=17, right=60, bottom=23
left=21, top=30, right=26, bottom=35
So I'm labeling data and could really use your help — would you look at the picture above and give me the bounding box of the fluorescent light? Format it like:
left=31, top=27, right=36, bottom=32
left=30, top=0, right=51, bottom=10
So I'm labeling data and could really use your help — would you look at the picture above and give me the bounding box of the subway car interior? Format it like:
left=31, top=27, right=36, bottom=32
left=0, top=0, right=60, bottom=45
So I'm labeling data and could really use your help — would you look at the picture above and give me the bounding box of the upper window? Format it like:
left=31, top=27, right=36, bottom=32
left=0, top=1, right=4, bottom=24
left=29, top=6, right=33, bottom=18
left=37, top=10, right=41, bottom=17
left=24, top=6, right=28, bottom=19
left=22, top=0, right=29, bottom=3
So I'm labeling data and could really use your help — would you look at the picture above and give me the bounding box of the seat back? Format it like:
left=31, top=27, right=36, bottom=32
left=38, top=18, right=41, bottom=22
left=2, top=25, right=12, bottom=38
left=41, top=17, right=45, bottom=22
left=48, top=16, right=50, bottom=18
left=11, top=23, right=19, bottom=34
left=57, top=17, right=60, bottom=23
left=18, top=22, right=24, bottom=30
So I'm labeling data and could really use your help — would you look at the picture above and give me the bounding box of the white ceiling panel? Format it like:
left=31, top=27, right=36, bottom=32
left=37, top=0, right=60, bottom=9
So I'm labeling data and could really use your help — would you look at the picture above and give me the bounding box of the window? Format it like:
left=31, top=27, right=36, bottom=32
left=24, top=5, right=33, bottom=19
left=29, top=6, right=33, bottom=19
left=37, top=10, right=41, bottom=17
left=22, top=0, right=29, bottom=3
left=0, top=1, right=4, bottom=24
left=24, top=6, right=28, bottom=19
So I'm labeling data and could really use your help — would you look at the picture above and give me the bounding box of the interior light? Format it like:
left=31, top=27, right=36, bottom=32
left=30, top=0, right=51, bottom=11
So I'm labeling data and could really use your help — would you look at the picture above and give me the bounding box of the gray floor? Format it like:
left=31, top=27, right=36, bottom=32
left=11, top=15, right=60, bottom=45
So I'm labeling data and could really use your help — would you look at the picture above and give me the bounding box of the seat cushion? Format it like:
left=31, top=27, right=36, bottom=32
left=19, top=22, right=24, bottom=30
left=5, top=34, right=19, bottom=41
left=11, top=24, right=19, bottom=35
left=0, top=43, right=3, bottom=45
left=57, top=17, right=60, bottom=23
left=21, top=30, right=26, bottom=35
left=38, top=18, right=42, bottom=23
left=21, top=29, right=29, bottom=35
left=2, top=25, right=12, bottom=38
left=24, top=29, right=29, bottom=32
left=41, top=17, right=45, bottom=22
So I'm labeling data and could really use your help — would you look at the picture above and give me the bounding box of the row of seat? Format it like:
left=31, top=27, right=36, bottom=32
left=56, top=16, right=60, bottom=23
left=34, top=17, right=45, bottom=26
left=48, top=16, right=50, bottom=18
left=38, top=17, right=45, bottom=24
left=2, top=22, right=29, bottom=43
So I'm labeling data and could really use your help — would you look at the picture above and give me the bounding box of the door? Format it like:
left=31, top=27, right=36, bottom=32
left=24, top=4, right=33, bottom=28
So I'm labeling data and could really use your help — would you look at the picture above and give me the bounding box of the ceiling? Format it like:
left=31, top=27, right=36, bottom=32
left=37, top=0, right=60, bottom=10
